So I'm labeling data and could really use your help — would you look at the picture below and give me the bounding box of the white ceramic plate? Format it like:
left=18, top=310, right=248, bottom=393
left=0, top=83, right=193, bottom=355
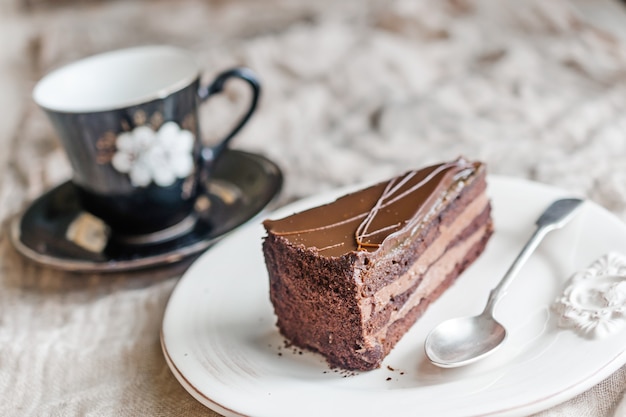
left=161, top=176, right=626, bottom=417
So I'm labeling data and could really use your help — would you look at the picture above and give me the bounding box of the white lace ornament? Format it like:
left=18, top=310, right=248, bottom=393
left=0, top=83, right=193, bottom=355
left=553, top=252, right=626, bottom=339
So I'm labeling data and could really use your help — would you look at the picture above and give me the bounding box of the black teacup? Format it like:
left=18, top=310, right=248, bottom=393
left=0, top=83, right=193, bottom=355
left=33, top=45, right=260, bottom=240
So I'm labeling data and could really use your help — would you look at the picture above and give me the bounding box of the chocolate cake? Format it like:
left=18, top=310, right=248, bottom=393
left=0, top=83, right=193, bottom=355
left=262, top=157, right=493, bottom=371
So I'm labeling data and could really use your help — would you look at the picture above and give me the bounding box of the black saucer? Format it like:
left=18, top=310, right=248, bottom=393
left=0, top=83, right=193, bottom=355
left=10, top=150, right=282, bottom=272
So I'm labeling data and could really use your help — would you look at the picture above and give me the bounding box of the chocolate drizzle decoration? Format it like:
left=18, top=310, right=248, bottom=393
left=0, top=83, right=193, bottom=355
left=264, top=158, right=478, bottom=257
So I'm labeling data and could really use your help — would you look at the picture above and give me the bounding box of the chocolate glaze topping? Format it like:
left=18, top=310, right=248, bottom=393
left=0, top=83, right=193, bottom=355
left=263, top=157, right=482, bottom=257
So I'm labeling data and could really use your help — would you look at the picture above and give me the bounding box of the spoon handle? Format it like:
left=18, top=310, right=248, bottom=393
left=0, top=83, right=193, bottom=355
left=484, top=198, right=584, bottom=314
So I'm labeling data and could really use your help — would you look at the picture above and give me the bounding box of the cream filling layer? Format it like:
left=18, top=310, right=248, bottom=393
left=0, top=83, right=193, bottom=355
left=367, top=223, right=490, bottom=344
left=358, top=192, right=490, bottom=320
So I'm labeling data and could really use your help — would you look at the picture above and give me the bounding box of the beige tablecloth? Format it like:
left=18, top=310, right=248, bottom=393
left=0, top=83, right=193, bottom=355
left=2, top=0, right=626, bottom=415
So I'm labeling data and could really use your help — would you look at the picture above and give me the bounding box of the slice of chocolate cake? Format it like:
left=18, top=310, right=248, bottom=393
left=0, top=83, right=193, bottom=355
left=262, top=157, right=493, bottom=371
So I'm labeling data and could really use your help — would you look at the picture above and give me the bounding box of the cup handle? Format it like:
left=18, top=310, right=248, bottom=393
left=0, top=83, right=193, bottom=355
left=197, top=67, right=261, bottom=169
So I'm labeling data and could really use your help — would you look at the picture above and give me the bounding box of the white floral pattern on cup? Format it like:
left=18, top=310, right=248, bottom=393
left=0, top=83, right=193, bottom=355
left=111, top=121, right=195, bottom=187
left=553, top=252, right=626, bottom=339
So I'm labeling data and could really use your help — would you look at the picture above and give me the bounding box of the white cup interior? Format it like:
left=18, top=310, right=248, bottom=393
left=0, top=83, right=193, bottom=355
left=33, top=45, right=199, bottom=113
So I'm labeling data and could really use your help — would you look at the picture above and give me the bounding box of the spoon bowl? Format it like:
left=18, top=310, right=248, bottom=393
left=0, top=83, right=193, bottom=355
left=424, top=198, right=584, bottom=368
left=425, top=312, right=506, bottom=368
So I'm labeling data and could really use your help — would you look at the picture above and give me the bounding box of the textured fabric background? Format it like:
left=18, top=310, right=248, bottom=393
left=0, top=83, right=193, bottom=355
left=2, top=0, right=626, bottom=415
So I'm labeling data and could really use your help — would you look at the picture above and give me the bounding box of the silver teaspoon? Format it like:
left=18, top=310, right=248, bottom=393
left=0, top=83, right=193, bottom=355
left=424, top=197, right=584, bottom=368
